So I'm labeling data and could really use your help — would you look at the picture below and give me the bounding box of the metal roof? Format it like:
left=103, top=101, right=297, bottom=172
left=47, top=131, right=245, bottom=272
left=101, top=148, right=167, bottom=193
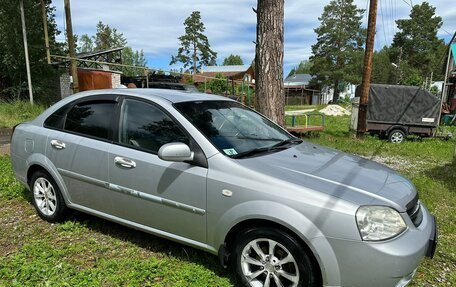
left=76, top=47, right=124, bottom=59
left=203, top=65, right=251, bottom=73
left=284, top=74, right=313, bottom=86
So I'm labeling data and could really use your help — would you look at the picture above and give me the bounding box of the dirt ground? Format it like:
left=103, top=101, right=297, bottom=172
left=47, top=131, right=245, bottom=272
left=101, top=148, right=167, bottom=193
left=0, top=144, right=10, bottom=155
left=0, top=129, right=11, bottom=155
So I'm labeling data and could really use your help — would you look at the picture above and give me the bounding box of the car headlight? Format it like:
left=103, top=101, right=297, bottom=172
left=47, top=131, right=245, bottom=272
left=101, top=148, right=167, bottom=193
left=356, top=206, right=407, bottom=241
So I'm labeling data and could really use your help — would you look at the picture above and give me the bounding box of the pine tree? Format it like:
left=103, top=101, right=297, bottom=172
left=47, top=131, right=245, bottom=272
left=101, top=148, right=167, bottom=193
left=371, top=47, right=395, bottom=84
left=77, top=34, right=93, bottom=53
left=75, top=22, right=146, bottom=76
left=392, top=2, right=446, bottom=83
left=287, top=60, right=313, bottom=77
left=121, top=47, right=147, bottom=77
left=93, top=21, right=127, bottom=51
left=256, top=0, right=285, bottom=126
left=170, top=11, right=217, bottom=74
left=223, top=54, right=243, bottom=66
left=310, top=0, right=365, bottom=102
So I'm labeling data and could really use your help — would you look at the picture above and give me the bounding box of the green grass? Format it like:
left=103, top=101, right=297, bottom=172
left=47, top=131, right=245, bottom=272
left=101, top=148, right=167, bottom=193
left=0, top=106, right=455, bottom=286
left=0, top=101, right=45, bottom=128
left=0, top=156, right=234, bottom=287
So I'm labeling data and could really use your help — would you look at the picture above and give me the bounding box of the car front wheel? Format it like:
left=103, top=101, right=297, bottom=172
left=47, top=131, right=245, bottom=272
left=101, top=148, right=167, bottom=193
left=30, top=171, right=68, bottom=222
left=233, top=227, right=319, bottom=287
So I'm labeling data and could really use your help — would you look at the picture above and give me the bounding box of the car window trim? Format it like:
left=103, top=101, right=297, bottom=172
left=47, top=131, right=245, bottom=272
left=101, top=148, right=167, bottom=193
left=64, top=101, right=117, bottom=141
left=112, top=96, right=208, bottom=168
left=43, top=95, right=120, bottom=143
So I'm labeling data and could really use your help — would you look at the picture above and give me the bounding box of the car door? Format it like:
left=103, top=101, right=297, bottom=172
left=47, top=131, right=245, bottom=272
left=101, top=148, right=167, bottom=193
left=45, top=97, right=117, bottom=214
left=107, top=98, right=208, bottom=243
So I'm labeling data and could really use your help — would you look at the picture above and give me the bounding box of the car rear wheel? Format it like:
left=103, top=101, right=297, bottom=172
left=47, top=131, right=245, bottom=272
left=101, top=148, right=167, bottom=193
left=233, top=227, right=319, bottom=287
left=389, top=129, right=406, bottom=144
left=30, top=171, right=68, bottom=222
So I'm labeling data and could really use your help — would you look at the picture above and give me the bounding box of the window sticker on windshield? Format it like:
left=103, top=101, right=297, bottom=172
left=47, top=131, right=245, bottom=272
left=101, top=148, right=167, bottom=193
left=223, top=148, right=238, bottom=156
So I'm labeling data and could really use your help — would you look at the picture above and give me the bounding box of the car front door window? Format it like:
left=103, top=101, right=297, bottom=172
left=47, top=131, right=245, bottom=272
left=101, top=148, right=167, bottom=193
left=119, top=99, right=189, bottom=152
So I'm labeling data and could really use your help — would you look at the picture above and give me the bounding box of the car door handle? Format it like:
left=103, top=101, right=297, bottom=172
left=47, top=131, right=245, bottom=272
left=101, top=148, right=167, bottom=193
left=50, top=139, right=66, bottom=150
left=114, top=156, right=136, bottom=169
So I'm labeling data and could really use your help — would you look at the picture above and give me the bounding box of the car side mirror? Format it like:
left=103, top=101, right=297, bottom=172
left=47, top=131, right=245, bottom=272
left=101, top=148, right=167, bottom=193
left=158, top=143, right=194, bottom=162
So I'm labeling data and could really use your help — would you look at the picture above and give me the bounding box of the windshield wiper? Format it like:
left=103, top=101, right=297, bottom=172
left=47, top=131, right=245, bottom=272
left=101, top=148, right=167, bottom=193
left=232, top=138, right=302, bottom=159
left=236, top=136, right=284, bottom=141
left=231, top=146, right=276, bottom=159
left=271, top=138, right=303, bottom=148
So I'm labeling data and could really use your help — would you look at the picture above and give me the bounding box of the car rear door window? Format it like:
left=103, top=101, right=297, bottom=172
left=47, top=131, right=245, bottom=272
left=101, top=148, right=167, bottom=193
left=44, top=106, right=68, bottom=130
left=119, top=99, right=189, bottom=153
left=64, top=101, right=116, bottom=140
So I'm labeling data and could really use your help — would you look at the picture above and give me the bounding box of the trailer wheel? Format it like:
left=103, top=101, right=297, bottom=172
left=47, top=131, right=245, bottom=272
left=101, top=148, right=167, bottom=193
left=389, top=129, right=405, bottom=144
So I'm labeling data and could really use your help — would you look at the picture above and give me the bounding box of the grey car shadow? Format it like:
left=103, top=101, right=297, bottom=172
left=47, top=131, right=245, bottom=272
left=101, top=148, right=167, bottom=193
left=19, top=190, right=238, bottom=285
left=426, top=158, right=456, bottom=193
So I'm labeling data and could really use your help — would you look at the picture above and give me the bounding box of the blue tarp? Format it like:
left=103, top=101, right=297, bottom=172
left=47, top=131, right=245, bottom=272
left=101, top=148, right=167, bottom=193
left=452, top=43, right=456, bottom=65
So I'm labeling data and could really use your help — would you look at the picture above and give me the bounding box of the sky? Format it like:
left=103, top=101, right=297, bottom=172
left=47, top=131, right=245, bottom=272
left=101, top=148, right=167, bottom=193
left=52, top=0, right=456, bottom=75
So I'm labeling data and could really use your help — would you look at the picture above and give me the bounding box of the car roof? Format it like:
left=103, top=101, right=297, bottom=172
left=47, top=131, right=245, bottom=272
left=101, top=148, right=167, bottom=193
left=69, top=88, right=232, bottom=104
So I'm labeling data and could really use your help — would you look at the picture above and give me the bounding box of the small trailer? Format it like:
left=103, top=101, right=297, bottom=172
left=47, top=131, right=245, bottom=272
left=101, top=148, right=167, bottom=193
left=353, top=84, right=441, bottom=143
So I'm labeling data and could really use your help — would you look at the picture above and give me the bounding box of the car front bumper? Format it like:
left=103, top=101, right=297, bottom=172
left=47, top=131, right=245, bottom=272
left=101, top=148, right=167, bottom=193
left=321, top=204, right=437, bottom=287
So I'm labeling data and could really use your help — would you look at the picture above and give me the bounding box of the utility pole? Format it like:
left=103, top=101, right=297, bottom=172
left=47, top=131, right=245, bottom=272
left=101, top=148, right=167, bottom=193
left=357, top=0, right=378, bottom=136
left=40, top=0, right=51, bottom=64
left=19, top=0, right=34, bottom=105
left=397, top=47, right=403, bottom=84
left=64, top=0, right=79, bottom=93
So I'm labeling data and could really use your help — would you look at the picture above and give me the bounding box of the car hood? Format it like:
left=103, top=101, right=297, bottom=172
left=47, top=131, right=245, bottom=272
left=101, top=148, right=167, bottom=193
left=236, top=141, right=416, bottom=212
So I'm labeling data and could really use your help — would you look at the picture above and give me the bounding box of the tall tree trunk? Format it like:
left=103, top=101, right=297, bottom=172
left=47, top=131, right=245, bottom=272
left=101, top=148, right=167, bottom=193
left=193, top=42, right=197, bottom=74
left=333, top=79, right=340, bottom=103
left=255, top=0, right=285, bottom=126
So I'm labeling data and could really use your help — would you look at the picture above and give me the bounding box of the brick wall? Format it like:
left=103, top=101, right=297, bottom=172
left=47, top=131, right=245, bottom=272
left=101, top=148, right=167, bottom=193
left=59, top=73, right=72, bottom=99
left=112, top=73, right=121, bottom=88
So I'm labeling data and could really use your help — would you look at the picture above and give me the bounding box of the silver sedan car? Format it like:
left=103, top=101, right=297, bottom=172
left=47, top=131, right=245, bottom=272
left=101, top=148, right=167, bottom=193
left=10, top=89, right=437, bottom=287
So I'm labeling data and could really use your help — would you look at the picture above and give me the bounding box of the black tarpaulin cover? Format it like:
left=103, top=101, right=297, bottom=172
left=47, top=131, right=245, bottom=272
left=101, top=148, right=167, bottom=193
left=356, top=84, right=441, bottom=127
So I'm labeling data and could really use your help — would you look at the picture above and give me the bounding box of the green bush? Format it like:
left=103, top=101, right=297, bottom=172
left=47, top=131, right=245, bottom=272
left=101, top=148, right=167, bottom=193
left=0, top=100, right=45, bottom=128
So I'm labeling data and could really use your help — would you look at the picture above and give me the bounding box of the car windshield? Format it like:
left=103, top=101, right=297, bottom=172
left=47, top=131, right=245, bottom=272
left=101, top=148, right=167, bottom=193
left=175, top=101, right=300, bottom=158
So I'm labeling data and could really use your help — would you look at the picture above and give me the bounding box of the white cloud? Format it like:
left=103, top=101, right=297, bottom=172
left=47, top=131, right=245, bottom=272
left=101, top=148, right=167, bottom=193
left=52, top=0, right=455, bottom=74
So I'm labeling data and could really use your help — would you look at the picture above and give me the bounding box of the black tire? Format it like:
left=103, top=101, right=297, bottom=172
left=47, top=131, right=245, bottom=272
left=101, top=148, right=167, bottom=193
left=29, top=170, right=68, bottom=223
left=388, top=129, right=406, bottom=144
left=232, top=227, right=319, bottom=287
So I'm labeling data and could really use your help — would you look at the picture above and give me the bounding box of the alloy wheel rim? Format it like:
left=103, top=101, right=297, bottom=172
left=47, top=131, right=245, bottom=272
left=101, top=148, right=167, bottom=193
left=391, top=132, right=404, bottom=143
left=241, top=238, right=300, bottom=287
left=33, top=177, right=57, bottom=216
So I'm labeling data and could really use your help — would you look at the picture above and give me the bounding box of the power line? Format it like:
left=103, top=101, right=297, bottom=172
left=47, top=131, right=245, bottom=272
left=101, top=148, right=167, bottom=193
left=398, top=0, right=452, bottom=37
left=392, top=0, right=398, bottom=35
left=379, top=0, right=388, bottom=47
left=385, top=0, right=394, bottom=44
left=401, top=0, right=411, bottom=8
left=389, top=0, right=396, bottom=38
left=440, top=27, right=453, bottom=38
